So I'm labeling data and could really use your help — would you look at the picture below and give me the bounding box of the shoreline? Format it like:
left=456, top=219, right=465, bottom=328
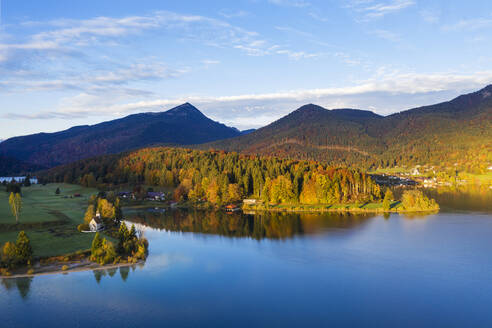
left=1, top=259, right=144, bottom=279
left=242, top=205, right=440, bottom=214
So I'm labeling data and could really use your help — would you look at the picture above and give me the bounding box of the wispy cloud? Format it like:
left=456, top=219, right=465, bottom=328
left=268, top=0, right=311, bottom=8
left=7, top=71, right=491, bottom=130
left=419, top=9, right=440, bottom=24
left=346, top=0, right=415, bottom=20
left=443, top=16, right=492, bottom=31
left=369, top=29, right=401, bottom=42
left=218, top=10, right=249, bottom=19
left=0, top=10, right=320, bottom=76
left=0, top=62, right=188, bottom=93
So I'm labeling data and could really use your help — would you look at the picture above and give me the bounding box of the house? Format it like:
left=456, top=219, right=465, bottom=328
left=488, top=166, right=492, bottom=171
left=243, top=199, right=259, bottom=205
left=89, top=216, right=104, bottom=232
left=146, top=192, right=166, bottom=201
left=118, top=191, right=133, bottom=199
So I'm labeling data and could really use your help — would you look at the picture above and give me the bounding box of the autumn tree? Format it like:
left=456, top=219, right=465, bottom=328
left=2, top=242, right=17, bottom=269
left=97, top=198, right=115, bottom=219
left=9, top=192, right=22, bottom=224
left=382, top=189, right=394, bottom=211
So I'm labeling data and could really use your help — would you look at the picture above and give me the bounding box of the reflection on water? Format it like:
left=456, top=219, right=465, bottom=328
left=123, top=208, right=377, bottom=240
left=1, top=277, right=33, bottom=299
left=0, top=264, right=144, bottom=298
left=0, top=203, right=446, bottom=299
left=92, top=263, right=145, bottom=284
left=423, top=185, right=492, bottom=213
left=2, top=190, right=491, bottom=327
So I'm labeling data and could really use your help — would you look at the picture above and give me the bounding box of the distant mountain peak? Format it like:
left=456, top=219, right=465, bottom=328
left=0, top=102, right=241, bottom=171
left=295, top=104, right=327, bottom=113
left=166, top=103, right=204, bottom=116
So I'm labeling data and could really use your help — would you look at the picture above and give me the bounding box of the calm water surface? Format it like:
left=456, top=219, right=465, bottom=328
left=1, top=191, right=492, bottom=327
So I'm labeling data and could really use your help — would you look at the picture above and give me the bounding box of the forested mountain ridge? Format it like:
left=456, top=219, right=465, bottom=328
left=0, top=103, right=241, bottom=172
left=205, top=85, right=492, bottom=173
left=0, top=155, right=45, bottom=175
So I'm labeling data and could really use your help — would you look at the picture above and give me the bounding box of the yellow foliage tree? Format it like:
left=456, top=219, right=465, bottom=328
left=97, top=198, right=115, bottom=219
left=9, top=192, right=22, bottom=224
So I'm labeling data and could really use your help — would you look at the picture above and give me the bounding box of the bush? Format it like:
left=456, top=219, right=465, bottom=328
left=77, top=223, right=89, bottom=232
left=62, top=265, right=69, bottom=271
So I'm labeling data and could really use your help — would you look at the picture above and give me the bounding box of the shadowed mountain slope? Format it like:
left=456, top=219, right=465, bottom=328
left=0, top=103, right=241, bottom=172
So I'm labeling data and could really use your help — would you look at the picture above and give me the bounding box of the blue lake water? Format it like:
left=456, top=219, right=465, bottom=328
left=1, top=193, right=492, bottom=327
left=0, top=177, right=38, bottom=184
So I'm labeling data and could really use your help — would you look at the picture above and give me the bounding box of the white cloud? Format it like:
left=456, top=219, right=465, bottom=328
left=0, top=62, right=188, bottom=93
left=369, top=29, right=401, bottom=42
left=420, top=9, right=440, bottom=24
left=218, top=10, right=249, bottom=19
left=443, top=17, right=492, bottom=31
left=0, top=9, right=320, bottom=78
left=346, top=0, right=415, bottom=20
left=6, top=70, right=490, bottom=130
left=268, top=0, right=311, bottom=8
left=201, top=59, right=221, bottom=66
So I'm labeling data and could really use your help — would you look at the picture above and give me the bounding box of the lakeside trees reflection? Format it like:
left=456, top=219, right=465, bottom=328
left=124, top=209, right=378, bottom=240
left=0, top=264, right=142, bottom=300
left=1, top=276, right=32, bottom=299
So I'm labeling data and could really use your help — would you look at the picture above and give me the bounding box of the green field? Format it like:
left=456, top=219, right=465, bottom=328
left=0, top=184, right=100, bottom=257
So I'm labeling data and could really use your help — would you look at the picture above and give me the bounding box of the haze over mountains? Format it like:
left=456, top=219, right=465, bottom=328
left=1, top=85, right=491, bottom=175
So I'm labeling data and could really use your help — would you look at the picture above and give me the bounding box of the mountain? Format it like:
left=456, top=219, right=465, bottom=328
left=0, top=103, right=241, bottom=171
left=0, top=155, right=44, bottom=176
left=240, top=129, right=256, bottom=135
left=205, top=86, right=492, bottom=172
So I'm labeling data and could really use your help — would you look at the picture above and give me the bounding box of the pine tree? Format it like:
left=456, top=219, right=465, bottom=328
left=91, top=232, right=103, bottom=256
left=382, top=189, right=393, bottom=211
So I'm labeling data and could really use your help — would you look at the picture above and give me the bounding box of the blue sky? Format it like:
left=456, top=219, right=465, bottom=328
left=1, top=0, right=492, bottom=139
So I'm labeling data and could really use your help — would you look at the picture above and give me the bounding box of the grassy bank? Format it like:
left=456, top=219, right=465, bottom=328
left=0, top=184, right=102, bottom=257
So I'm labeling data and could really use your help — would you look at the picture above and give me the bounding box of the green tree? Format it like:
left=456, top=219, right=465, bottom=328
left=9, top=192, right=22, bottom=224
left=15, top=231, right=33, bottom=266
left=91, top=232, right=103, bottom=256
left=24, top=175, right=31, bottom=187
left=382, top=189, right=393, bottom=211
left=55, top=187, right=60, bottom=195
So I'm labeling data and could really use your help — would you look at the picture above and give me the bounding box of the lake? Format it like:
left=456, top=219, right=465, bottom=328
left=0, top=177, right=38, bottom=184
left=1, top=191, right=492, bottom=327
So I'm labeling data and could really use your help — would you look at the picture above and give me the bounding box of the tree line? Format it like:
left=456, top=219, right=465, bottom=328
left=39, top=147, right=383, bottom=205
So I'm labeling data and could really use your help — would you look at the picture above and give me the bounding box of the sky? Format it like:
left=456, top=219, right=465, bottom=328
left=1, top=0, right=492, bottom=139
